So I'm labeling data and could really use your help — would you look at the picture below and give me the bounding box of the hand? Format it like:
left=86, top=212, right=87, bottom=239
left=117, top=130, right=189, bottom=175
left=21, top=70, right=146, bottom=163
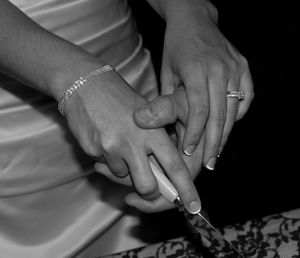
left=65, top=67, right=201, bottom=213
left=94, top=133, right=204, bottom=213
left=133, top=86, right=204, bottom=180
left=147, top=0, right=254, bottom=170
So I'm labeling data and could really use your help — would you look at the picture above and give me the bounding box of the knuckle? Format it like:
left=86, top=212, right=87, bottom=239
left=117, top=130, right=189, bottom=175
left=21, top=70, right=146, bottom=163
left=136, top=181, right=157, bottom=197
left=210, top=61, right=228, bottom=79
left=240, top=55, right=249, bottom=67
left=101, top=139, right=113, bottom=153
left=228, top=58, right=239, bottom=72
left=81, top=140, right=101, bottom=157
left=207, top=1, right=218, bottom=21
left=101, top=137, right=118, bottom=154
left=158, top=96, right=175, bottom=120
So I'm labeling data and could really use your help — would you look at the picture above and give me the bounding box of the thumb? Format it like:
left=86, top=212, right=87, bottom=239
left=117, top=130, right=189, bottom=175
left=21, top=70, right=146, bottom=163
left=134, top=87, right=188, bottom=129
left=133, top=95, right=178, bottom=128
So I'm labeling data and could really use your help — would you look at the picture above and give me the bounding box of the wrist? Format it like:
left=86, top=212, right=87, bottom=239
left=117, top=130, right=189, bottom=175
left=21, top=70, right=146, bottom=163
left=57, top=64, right=114, bottom=116
left=163, top=0, right=218, bottom=24
left=49, top=56, right=107, bottom=102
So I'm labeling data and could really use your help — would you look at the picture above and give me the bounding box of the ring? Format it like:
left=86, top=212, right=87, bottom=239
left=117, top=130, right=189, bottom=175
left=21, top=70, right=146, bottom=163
left=227, top=90, right=245, bottom=101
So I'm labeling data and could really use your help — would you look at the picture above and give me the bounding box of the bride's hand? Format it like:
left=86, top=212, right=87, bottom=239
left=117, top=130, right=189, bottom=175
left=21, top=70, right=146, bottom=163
left=65, top=67, right=201, bottom=213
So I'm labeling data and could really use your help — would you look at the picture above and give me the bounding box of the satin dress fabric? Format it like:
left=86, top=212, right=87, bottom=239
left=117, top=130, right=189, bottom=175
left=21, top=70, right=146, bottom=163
left=0, top=0, right=158, bottom=257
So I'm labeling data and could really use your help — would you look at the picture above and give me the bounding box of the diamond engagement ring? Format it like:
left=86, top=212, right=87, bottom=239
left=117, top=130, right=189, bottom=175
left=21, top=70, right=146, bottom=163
left=226, top=90, right=245, bottom=101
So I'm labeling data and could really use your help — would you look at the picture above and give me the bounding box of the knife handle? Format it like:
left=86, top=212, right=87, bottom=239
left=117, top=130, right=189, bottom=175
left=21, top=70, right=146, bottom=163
left=148, top=155, right=179, bottom=204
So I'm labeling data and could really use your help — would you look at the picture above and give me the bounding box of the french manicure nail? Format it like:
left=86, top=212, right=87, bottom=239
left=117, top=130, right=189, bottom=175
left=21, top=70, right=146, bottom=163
left=134, top=106, right=153, bottom=123
left=206, top=157, right=217, bottom=170
left=189, top=200, right=201, bottom=214
left=184, top=145, right=196, bottom=156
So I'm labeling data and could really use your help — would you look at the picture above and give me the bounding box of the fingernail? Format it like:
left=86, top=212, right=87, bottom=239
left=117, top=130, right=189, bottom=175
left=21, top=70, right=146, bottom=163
left=125, top=195, right=137, bottom=207
left=134, top=106, right=153, bottom=123
left=184, top=145, right=196, bottom=156
left=188, top=200, right=201, bottom=214
left=206, top=157, right=217, bottom=170
left=125, top=198, right=134, bottom=207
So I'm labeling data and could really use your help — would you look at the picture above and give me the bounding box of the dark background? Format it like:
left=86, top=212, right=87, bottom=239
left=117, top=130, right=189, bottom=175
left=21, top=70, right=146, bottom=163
left=128, top=0, right=299, bottom=241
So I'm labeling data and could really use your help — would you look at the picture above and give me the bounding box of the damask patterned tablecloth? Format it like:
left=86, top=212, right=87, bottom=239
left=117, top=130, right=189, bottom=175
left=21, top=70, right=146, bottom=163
left=102, top=208, right=300, bottom=258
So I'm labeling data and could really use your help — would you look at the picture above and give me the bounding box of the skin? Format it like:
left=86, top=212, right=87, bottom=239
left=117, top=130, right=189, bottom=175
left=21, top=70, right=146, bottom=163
left=108, top=0, right=254, bottom=211
left=135, top=0, right=254, bottom=171
left=0, top=0, right=201, bottom=213
left=95, top=0, right=255, bottom=212
left=0, top=0, right=254, bottom=214
left=96, top=86, right=206, bottom=213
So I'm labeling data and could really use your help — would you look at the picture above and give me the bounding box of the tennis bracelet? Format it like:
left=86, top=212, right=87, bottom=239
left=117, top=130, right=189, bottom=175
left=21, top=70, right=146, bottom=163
left=58, top=64, right=114, bottom=116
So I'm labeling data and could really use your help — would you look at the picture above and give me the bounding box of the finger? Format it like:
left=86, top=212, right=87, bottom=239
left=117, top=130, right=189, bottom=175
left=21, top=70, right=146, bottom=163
left=94, top=163, right=172, bottom=213
left=104, top=156, right=129, bottom=178
left=94, top=162, right=132, bottom=186
left=125, top=192, right=174, bottom=213
left=149, top=132, right=201, bottom=214
left=173, top=85, right=188, bottom=124
left=133, top=87, right=188, bottom=129
left=236, top=62, right=254, bottom=120
left=160, top=60, right=178, bottom=95
left=177, top=123, right=205, bottom=180
left=182, top=70, right=210, bottom=156
left=218, top=79, right=240, bottom=156
left=175, top=122, right=185, bottom=150
left=203, top=76, right=227, bottom=170
left=133, top=96, right=178, bottom=128
left=125, top=149, right=160, bottom=201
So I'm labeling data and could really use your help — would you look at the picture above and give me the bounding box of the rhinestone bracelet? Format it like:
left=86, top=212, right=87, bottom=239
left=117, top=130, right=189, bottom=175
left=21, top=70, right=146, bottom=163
left=58, top=64, right=114, bottom=116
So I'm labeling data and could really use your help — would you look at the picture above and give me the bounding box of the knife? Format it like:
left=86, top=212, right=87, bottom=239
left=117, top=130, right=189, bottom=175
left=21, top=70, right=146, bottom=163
left=148, top=155, right=245, bottom=258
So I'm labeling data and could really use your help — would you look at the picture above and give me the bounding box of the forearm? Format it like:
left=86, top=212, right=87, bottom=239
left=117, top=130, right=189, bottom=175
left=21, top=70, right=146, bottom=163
left=0, top=0, right=105, bottom=101
left=145, top=0, right=218, bottom=23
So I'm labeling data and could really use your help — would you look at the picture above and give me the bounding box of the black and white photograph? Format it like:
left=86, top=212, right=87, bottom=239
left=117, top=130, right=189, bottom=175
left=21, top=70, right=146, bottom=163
left=0, top=0, right=299, bottom=257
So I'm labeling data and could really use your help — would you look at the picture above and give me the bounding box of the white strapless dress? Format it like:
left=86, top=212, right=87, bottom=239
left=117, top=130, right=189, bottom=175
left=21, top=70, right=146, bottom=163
left=0, top=0, right=158, bottom=257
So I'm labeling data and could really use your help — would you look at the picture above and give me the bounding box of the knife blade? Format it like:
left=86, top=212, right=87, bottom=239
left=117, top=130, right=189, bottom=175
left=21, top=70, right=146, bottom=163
left=149, top=156, right=245, bottom=258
